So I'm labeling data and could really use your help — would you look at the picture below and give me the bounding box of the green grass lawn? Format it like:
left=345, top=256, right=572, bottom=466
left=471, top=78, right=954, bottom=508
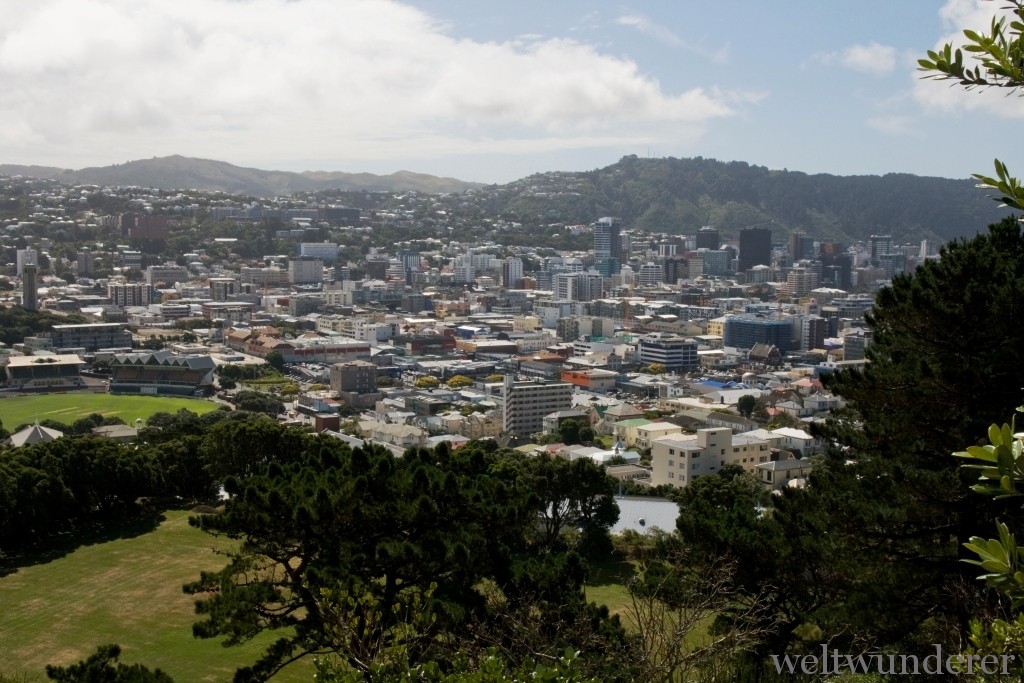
left=584, top=555, right=635, bottom=617
left=0, top=393, right=220, bottom=430
left=0, top=510, right=311, bottom=682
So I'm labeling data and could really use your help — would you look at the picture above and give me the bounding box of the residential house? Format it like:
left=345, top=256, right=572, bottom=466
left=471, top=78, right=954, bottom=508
left=757, top=457, right=814, bottom=491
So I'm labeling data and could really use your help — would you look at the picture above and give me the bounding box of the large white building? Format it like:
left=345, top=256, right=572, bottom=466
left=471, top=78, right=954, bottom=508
left=501, top=376, right=573, bottom=437
left=650, top=427, right=770, bottom=488
left=553, top=272, right=604, bottom=302
left=636, top=333, right=699, bottom=371
left=453, top=255, right=475, bottom=283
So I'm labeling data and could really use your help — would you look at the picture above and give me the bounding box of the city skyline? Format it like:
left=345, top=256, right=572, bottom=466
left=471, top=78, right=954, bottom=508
left=1, top=1, right=1022, bottom=184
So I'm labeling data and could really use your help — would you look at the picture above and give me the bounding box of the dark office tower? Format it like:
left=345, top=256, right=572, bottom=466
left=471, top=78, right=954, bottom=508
left=819, top=241, right=852, bottom=290
left=22, top=263, right=38, bottom=311
left=789, top=232, right=815, bottom=261
left=738, top=226, right=772, bottom=272
left=696, top=225, right=720, bottom=250
left=869, top=234, right=893, bottom=266
left=593, top=217, right=622, bottom=275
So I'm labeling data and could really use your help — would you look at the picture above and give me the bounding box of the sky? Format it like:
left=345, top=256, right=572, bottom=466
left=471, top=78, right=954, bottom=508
left=1, top=0, right=1023, bottom=184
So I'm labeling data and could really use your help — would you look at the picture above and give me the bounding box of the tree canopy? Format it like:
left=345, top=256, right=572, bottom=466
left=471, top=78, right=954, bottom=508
left=184, top=439, right=627, bottom=682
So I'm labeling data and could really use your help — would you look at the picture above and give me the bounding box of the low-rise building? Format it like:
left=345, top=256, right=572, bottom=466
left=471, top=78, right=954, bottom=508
left=651, top=427, right=771, bottom=488
left=757, top=457, right=814, bottom=491
left=560, top=368, right=619, bottom=393
left=4, top=354, right=85, bottom=390
left=48, top=323, right=133, bottom=352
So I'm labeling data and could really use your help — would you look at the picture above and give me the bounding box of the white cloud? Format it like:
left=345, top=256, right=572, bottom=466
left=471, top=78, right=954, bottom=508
left=866, top=115, right=926, bottom=139
left=841, top=43, right=897, bottom=75
left=813, top=42, right=897, bottom=75
left=615, top=13, right=729, bottom=64
left=616, top=15, right=684, bottom=47
left=0, top=0, right=740, bottom=174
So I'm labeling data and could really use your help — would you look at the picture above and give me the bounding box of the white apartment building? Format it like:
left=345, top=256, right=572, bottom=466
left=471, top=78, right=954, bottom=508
left=502, top=376, right=573, bottom=437
left=651, top=427, right=770, bottom=488
left=316, top=316, right=399, bottom=343
left=636, top=333, right=699, bottom=371
left=453, top=255, right=475, bottom=283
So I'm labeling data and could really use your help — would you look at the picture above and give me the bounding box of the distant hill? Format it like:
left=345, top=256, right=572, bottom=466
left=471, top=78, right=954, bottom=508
left=490, top=155, right=1011, bottom=245
left=0, top=155, right=483, bottom=196
left=0, top=154, right=1011, bottom=244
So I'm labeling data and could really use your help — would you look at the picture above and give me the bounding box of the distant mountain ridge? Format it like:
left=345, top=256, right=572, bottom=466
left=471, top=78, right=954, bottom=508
left=488, top=155, right=1010, bottom=245
left=0, top=155, right=484, bottom=196
left=0, top=154, right=1012, bottom=244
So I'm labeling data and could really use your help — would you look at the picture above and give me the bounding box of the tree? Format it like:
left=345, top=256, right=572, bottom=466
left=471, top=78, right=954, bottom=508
left=445, top=375, right=474, bottom=390
left=185, top=441, right=535, bottom=681
left=199, top=417, right=309, bottom=483
left=625, top=531, right=775, bottom=683
left=232, top=390, right=284, bottom=417
left=264, top=351, right=286, bottom=374
left=414, top=376, right=440, bottom=390
left=496, top=453, right=618, bottom=555
left=46, top=644, right=174, bottom=682
left=736, top=394, right=756, bottom=419
left=673, top=469, right=852, bottom=657
left=558, top=419, right=581, bottom=446
left=185, top=440, right=632, bottom=682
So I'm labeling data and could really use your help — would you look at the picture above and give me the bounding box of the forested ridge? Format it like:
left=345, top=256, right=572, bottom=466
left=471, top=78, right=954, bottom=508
left=489, top=155, right=1007, bottom=245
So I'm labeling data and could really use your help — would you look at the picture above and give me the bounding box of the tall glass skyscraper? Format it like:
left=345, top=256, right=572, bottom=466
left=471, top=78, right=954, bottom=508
left=593, top=217, right=622, bottom=275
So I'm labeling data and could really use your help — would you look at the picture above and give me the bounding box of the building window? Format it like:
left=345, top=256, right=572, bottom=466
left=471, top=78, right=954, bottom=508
left=668, top=459, right=674, bottom=467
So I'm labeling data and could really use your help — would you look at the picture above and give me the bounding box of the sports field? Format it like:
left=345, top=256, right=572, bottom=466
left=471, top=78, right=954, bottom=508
left=0, top=393, right=220, bottom=430
left=0, top=510, right=310, bottom=682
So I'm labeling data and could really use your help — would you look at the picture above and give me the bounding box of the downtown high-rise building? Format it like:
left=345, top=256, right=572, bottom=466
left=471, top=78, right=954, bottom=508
left=22, top=263, right=38, bottom=311
left=501, top=257, right=524, bottom=289
left=593, top=217, right=622, bottom=276
left=738, top=227, right=772, bottom=272
left=696, top=226, right=720, bottom=250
